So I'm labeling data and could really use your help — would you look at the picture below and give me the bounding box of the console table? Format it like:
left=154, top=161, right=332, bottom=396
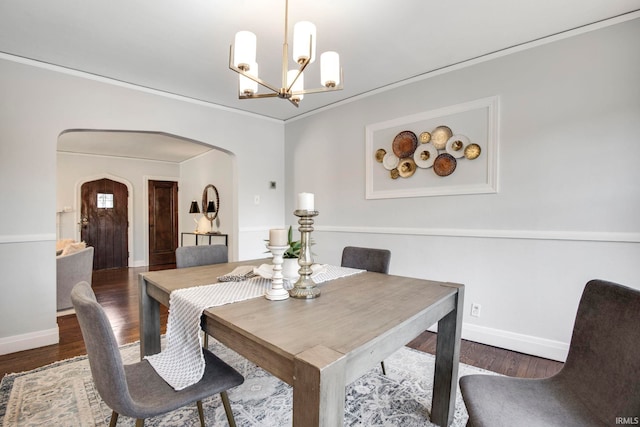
left=180, top=232, right=228, bottom=247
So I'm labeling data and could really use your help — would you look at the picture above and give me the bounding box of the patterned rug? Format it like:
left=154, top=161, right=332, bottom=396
left=0, top=339, right=497, bottom=426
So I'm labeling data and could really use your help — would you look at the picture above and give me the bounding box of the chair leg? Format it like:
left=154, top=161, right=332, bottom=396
left=203, top=332, right=209, bottom=348
left=197, top=400, right=205, bottom=427
left=220, top=391, right=237, bottom=427
left=135, top=419, right=144, bottom=427
left=108, top=411, right=119, bottom=427
left=381, top=360, right=387, bottom=375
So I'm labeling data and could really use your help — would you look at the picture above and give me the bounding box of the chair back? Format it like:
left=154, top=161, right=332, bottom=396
left=71, top=281, right=137, bottom=416
left=561, top=279, right=640, bottom=421
left=341, top=246, right=391, bottom=273
left=175, top=244, right=228, bottom=268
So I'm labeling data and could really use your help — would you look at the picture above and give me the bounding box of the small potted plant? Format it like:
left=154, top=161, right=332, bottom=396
left=282, top=226, right=301, bottom=279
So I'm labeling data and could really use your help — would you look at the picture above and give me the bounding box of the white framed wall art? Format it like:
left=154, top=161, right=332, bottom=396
left=365, top=96, right=500, bottom=199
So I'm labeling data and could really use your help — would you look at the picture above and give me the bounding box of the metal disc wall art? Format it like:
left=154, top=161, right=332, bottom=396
left=398, top=158, right=417, bottom=178
left=433, top=153, right=457, bottom=176
left=392, top=131, right=418, bottom=158
left=430, top=126, right=453, bottom=150
left=464, top=143, right=481, bottom=160
left=375, top=126, right=480, bottom=182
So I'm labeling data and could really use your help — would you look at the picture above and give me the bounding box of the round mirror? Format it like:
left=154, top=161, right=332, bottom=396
left=201, top=184, right=220, bottom=222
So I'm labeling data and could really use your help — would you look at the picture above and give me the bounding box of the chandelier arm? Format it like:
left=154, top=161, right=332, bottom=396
left=293, top=69, right=344, bottom=95
left=286, top=57, right=310, bottom=92
left=297, top=67, right=345, bottom=95
left=281, top=42, right=289, bottom=92
left=229, top=46, right=281, bottom=94
left=239, top=93, right=280, bottom=99
left=287, top=97, right=300, bottom=108
left=281, top=0, right=289, bottom=90
left=295, top=85, right=343, bottom=96
left=235, top=67, right=281, bottom=94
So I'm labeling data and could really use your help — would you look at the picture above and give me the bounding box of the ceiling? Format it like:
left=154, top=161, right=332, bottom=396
left=2, top=1, right=639, bottom=161
left=58, top=130, right=213, bottom=162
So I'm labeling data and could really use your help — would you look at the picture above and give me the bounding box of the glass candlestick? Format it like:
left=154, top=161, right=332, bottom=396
left=289, top=209, right=320, bottom=299
left=265, top=244, right=290, bottom=301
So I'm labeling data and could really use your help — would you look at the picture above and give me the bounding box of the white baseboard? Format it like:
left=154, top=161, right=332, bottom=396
left=0, top=327, right=59, bottom=356
left=461, top=323, right=569, bottom=362
left=426, top=322, right=569, bottom=362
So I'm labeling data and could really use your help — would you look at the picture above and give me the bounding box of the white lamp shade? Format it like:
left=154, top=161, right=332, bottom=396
left=287, top=69, right=304, bottom=101
left=234, top=31, right=256, bottom=70
left=321, top=51, right=340, bottom=87
left=293, top=21, right=316, bottom=64
left=239, top=62, right=258, bottom=95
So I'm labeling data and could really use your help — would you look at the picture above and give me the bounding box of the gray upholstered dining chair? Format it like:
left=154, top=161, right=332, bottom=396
left=341, top=246, right=391, bottom=275
left=175, top=244, right=228, bottom=269
left=460, top=279, right=640, bottom=427
left=176, top=244, right=229, bottom=347
left=71, top=281, right=244, bottom=427
left=341, top=246, right=392, bottom=374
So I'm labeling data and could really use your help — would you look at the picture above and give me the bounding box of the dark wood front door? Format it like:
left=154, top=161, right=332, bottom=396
left=148, top=180, right=178, bottom=266
left=81, top=178, right=129, bottom=270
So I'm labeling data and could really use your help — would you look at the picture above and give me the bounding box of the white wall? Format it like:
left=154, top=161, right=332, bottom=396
left=0, top=57, right=284, bottom=354
left=179, top=149, right=237, bottom=258
left=284, top=18, right=640, bottom=361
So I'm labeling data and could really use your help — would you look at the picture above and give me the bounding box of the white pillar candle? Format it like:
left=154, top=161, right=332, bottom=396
left=297, top=192, right=314, bottom=211
left=269, top=228, right=288, bottom=246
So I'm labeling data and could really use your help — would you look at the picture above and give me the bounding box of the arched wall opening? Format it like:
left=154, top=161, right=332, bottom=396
left=56, top=130, right=238, bottom=267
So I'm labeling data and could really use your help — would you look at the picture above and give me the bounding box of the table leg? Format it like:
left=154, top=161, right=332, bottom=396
left=431, top=286, right=464, bottom=426
left=293, top=345, right=346, bottom=427
left=138, top=274, right=161, bottom=359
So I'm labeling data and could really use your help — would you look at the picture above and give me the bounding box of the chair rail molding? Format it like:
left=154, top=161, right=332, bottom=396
left=0, top=233, right=57, bottom=244
left=315, top=225, right=640, bottom=244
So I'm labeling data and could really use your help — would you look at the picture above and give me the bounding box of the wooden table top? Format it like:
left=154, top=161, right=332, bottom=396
left=141, top=259, right=461, bottom=382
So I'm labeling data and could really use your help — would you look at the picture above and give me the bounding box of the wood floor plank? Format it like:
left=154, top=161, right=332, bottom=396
left=0, top=265, right=563, bottom=379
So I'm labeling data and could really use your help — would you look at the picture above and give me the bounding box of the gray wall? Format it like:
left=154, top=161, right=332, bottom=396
left=284, top=18, right=640, bottom=360
left=0, top=58, right=284, bottom=354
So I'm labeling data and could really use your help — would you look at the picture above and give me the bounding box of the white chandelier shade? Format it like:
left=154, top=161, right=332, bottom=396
left=320, top=51, right=340, bottom=87
left=293, top=21, right=316, bottom=64
left=233, top=31, right=257, bottom=71
left=228, top=0, right=343, bottom=107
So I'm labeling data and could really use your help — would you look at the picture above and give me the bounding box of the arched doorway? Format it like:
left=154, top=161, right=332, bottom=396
left=58, top=130, right=237, bottom=265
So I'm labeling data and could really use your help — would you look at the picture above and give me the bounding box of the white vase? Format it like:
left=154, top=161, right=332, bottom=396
left=197, top=216, right=211, bottom=233
left=282, top=258, right=299, bottom=280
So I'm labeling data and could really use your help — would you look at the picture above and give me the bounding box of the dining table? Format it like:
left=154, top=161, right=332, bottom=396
left=138, top=259, right=464, bottom=427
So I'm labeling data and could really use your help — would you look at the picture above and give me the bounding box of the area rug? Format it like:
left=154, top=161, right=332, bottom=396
left=1, top=340, right=497, bottom=426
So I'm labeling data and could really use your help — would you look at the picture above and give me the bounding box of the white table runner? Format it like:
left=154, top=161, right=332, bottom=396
left=146, top=264, right=364, bottom=390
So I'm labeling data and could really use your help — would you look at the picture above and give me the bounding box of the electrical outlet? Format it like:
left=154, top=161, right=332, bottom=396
left=470, top=303, right=481, bottom=317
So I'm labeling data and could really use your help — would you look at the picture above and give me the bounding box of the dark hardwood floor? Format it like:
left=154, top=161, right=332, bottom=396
left=0, top=266, right=563, bottom=379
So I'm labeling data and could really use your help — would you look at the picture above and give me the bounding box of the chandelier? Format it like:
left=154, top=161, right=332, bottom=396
left=228, top=0, right=343, bottom=107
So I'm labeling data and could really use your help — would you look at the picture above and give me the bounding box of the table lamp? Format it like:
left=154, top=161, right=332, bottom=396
left=189, top=200, right=200, bottom=233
